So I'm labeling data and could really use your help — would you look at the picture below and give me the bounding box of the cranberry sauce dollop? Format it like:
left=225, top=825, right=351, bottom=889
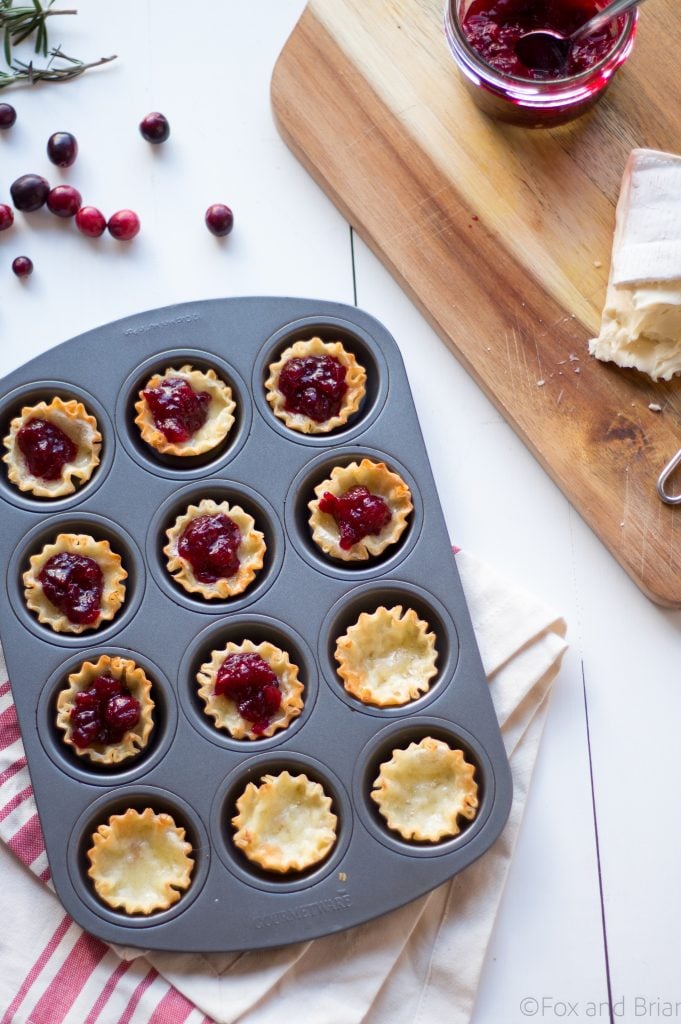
left=214, top=652, right=282, bottom=735
left=278, top=355, right=348, bottom=423
left=462, top=0, right=618, bottom=80
left=178, top=513, right=241, bottom=583
left=69, top=675, right=141, bottom=748
left=143, top=377, right=211, bottom=443
left=17, top=418, right=77, bottom=480
left=319, top=485, right=392, bottom=550
left=39, top=552, right=104, bottom=625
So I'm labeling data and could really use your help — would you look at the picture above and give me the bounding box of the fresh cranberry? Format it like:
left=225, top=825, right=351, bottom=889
left=0, top=103, right=16, bottom=129
left=39, top=552, right=104, bottom=625
left=319, top=485, right=392, bottom=550
left=69, top=674, right=141, bottom=748
left=178, top=513, right=241, bottom=583
left=278, top=355, right=347, bottom=423
left=0, top=204, right=13, bottom=231
left=75, top=206, right=107, bottom=238
left=47, top=131, right=78, bottom=167
left=139, top=111, right=170, bottom=144
left=17, top=418, right=77, bottom=480
left=10, top=174, right=50, bottom=212
left=205, top=204, right=234, bottom=237
left=108, top=209, right=140, bottom=241
left=143, top=377, right=211, bottom=443
left=46, top=184, right=82, bottom=218
left=12, top=256, right=33, bottom=278
left=214, top=653, right=281, bottom=735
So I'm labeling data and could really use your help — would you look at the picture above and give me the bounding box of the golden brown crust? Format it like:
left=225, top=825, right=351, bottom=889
left=3, top=397, right=101, bottom=498
left=335, top=605, right=438, bottom=706
left=163, top=498, right=266, bottom=599
left=196, top=639, right=304, bottom=740
left=56, top=655, right=154, bottom=764
left=265, top=337, right=366, bottom=434
left=371, top=737, right=478, bottom=842
left=87, top=807, right=194, bottom=915
left=232, top=771, right=337, bottom=872
left=134, top=365, right=235, bottom=457
left=308, top=458, right=413, bottom=561
left=23, top=533, right=127, bottom=634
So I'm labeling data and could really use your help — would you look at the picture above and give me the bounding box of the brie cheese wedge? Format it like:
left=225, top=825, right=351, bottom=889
left=589, top=148, right=681, bottom=381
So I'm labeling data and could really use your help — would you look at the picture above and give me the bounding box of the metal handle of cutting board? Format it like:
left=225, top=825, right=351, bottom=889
left=657, top=449, right=681, bottom=505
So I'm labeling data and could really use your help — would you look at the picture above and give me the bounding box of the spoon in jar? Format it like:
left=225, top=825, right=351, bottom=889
left=515, top=0, right=645, bottom=75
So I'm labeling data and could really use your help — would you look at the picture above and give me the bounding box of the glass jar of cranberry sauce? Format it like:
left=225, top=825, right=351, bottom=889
left=444, top=0, right=638, bottom=128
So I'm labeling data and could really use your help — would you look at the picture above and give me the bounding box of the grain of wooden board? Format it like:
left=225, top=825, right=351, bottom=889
left=271, top=0, right=681, bottom=606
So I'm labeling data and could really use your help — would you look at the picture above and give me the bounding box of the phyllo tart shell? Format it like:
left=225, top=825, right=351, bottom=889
left=197, top=639, right=304, bottom=740
left=23, top=533, right=127, bottom=634
left=56, top=655, right=154, bottom=764
left=87, top=807, right=194, bottom=915
left=232, top=771, right=337, bottom=873
left=308, top=458, right=412, bottom=561
left=335, top=605, right=438, bottom=706
left=134, top=364, right=235, bottom=457
left=265, top=337, right=366, bottom=434
left=3, top=396, right=101, bottom=498
left=371, top=737, right=478, bottom=842
left=163, top=498, right=266, bottom=600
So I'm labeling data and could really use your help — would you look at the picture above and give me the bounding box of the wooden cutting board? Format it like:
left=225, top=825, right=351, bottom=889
left=271, top=0, right=681, bottom=607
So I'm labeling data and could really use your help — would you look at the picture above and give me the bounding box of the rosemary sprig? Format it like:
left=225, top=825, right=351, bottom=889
left=1, top=0, right=76, bottom=65
left=0, top=46, right=116, bottom=90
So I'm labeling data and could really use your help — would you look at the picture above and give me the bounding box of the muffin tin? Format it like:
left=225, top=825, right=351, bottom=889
left=0, top=297, right=513, bottom=951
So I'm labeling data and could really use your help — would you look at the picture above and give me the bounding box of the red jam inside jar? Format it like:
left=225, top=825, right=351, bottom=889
left=214, top=652, right=282, bottom=735
left=278, top=355, right=348, bottom=423
left=318, top=486, right=392, bottom=550
left=143, top=377, right=211, bottom=443
left=462, top=0, right=620, bottom=80
left=178, top=513, right=241, bottom=583
left=17, top=418, right=77, bottom=480
left=70, top=675, right=141, bottom=748
left=39, top=552, right=104, bottom=625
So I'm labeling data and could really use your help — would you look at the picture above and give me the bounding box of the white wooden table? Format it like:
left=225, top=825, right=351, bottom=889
left=1, top=3, right=679, bottom=1021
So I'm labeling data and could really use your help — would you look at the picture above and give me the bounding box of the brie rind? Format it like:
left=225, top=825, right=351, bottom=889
left=589, top=149, right=681, bottom=381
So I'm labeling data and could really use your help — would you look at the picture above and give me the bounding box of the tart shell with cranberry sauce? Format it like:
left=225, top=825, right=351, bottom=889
left=3, top=396, right=101, bottom=498
left=308, top=458, right=412, bottom=562
left=265, top=337, right=366, bottom=434
left=163, top=497, right=266, bottom=600
left=197, top=639, right=304, bottom=740
left=134, top=364, right=235, bottom=457
left=56, top=654, right=154, bottom=765
left=23, top=533, right=127, bottom=634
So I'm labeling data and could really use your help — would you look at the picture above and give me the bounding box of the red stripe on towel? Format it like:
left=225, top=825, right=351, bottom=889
left=28, top=931, right=108, bottom=1024
left=7, top=811, right=45, bottom=866
left=0, top=914, right=72, bottom=1024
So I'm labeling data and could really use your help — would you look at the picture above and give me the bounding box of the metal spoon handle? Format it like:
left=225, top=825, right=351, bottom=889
left=571, top=0, right=644, bottom=43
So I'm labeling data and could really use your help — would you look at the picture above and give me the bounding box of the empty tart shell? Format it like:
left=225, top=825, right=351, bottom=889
left=23, top=533, right=127, bottom=634
left=197, top=639, right=304, bottom=740
left=232, top=771, right=337, bottom=873
left=3, top=396, right=101, bottom=498
left=134, top=364, right=235, bottom=457
left=87, top=807, right=194, bottom=915
left=164, top=498, right=266, bottom=600
left=335, top=605, right=438, bottom=706
left=56, top=655, right=154, bottom=764
left=308, top=458, right=413, bottom=561
left=371, top=737, right=478, bottom=842
left=265, top=337, right=366, bottom=434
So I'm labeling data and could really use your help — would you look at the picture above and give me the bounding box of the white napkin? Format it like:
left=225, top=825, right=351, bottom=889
left=0, top=551, right=567, bottom=1024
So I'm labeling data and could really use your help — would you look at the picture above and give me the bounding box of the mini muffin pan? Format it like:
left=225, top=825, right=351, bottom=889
left=0, top=297, right=512, bottom=951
